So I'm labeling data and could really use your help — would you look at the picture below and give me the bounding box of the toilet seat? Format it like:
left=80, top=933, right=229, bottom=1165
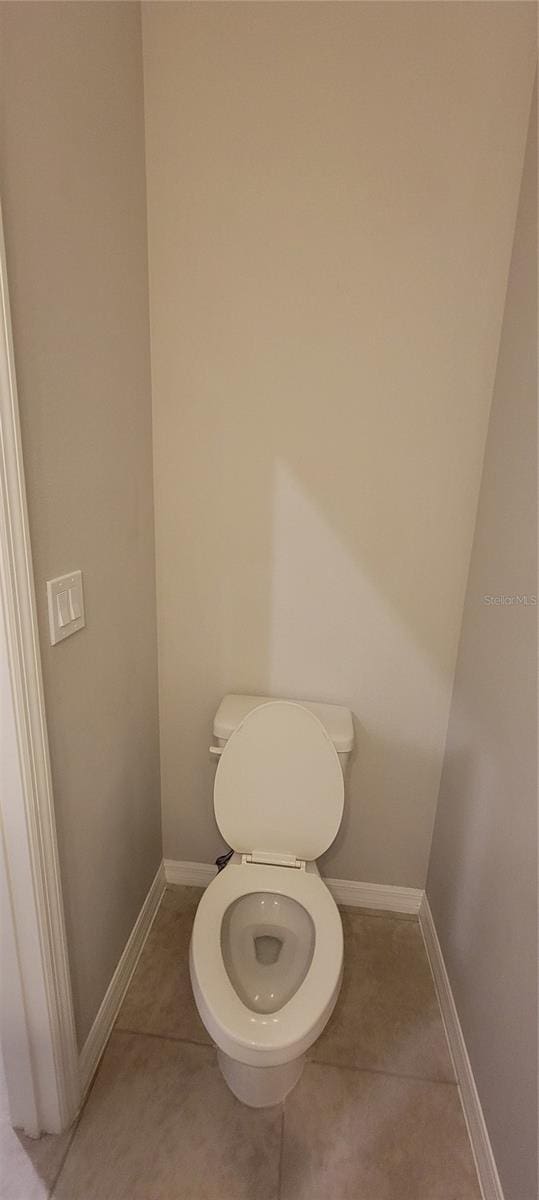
left=189, top=861, right=343, bottom=1067
left=213, top=701, right=344, bottom=864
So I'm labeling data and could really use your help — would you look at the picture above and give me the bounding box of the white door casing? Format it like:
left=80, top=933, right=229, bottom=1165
left=0, top=202, right=80, bottom=1135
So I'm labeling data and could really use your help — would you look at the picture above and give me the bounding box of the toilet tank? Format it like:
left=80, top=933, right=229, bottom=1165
left=211, top=693, right=354, bottom=775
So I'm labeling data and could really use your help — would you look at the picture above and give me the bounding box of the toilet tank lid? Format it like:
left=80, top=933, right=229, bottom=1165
left=213, top=694, right=354, bottom=753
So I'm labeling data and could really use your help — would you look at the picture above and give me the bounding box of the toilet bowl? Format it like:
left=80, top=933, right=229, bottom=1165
left=189, top=699, right=352, bottom=1107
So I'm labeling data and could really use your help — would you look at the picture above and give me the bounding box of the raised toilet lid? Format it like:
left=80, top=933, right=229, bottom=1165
left=214, top=701, right=344, bottom=862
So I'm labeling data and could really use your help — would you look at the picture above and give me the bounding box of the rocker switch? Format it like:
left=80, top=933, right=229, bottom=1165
left=56, top=590, right=70, bottom=628
left=68, top=588, right=81, bottom=621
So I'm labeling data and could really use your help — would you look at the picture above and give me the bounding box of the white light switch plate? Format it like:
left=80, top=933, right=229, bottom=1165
left=47, top=571, right=85, bottom=645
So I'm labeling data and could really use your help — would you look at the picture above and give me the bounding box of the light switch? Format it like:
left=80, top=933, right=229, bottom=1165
left=47, top=571, right=85, bottom=645
left=56, top=589, right=70, bottom=628
left=68, top=587, right=81, bottom=621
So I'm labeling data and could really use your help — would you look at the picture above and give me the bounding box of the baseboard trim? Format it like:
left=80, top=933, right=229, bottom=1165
left=163, top=859, right=422, bottom=915
left=325, top=876, right=422, bottom=914
left=419, top=894, right=503, bottom=1200
left=164, top=859, right=218, bottom=888
left=79, top=861, right=166, bottom=1098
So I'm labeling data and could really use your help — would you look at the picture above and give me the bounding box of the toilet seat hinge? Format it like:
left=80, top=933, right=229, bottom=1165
left=242, top=850, right=306, bottom=870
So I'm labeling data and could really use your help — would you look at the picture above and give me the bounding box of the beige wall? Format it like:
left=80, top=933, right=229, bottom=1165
left=0, top=2, right=161, bottom=1047
left=427, top=87, right=537, bottom=1200
left=143, top=1, right=536, bottom=885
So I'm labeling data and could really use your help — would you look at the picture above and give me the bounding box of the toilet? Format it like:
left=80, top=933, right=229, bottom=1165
left=189, top=695, right=354, bottom=1107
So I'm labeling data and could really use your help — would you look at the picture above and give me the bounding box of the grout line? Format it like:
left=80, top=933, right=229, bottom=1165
left=114, top=1027, right=213, bottom=1050
left=115, top=1025, right=457, bottom=1088
left=306, top=1056, right=458, bottom=1086
left=277, top=1105, right=285, bottom=1200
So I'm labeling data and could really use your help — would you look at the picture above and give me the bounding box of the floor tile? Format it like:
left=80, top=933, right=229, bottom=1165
left=116, top=886, right=210, bottom=1044
left=280, top=1061, right=481, bottom=1200
left=53, top=1032, right=281, bottom=1200
left=310, top=912, right=454, bottom=1081
left=0, top=1054, right=73, bottom=1200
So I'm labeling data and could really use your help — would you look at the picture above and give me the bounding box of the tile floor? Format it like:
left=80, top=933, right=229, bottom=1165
left=3, top=886, right=482, bottom=1199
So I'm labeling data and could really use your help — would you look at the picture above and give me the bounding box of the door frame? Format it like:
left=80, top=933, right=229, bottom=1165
left=0, top=203, right=80, bottom=1134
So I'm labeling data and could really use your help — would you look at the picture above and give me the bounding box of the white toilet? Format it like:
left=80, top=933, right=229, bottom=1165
left=189, top=694, right=354, bottom=1107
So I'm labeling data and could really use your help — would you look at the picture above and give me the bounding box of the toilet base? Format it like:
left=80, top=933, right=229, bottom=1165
left=217, top=1049, right=305, bottom=1107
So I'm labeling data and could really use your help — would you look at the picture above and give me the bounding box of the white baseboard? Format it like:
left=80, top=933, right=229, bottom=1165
left=325, top=876, right=422, bottom=914
left=163, top=859, right=422, bottom=915
left=419, top=894, right=503, bottom=1200
left=79, top=861, right=166, bottom=1097
left=164, top=859, right=217, bottom=888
